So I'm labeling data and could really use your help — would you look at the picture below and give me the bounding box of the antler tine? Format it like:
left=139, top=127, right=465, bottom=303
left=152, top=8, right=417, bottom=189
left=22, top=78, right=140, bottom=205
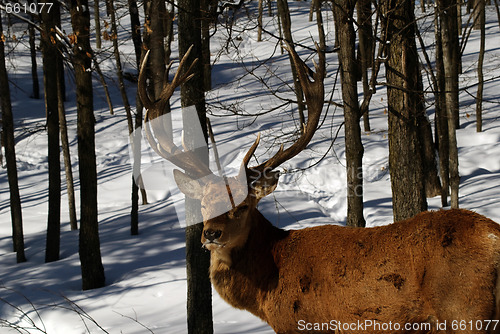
left=169, top=45, right=199, bottom=91
left=138, top=50, right=154, bottom=111
left=249, top=42, right=325, bottom=174
left=242, top=133, right=261, bottom=169
left=138, top=46, right=212, bottom=178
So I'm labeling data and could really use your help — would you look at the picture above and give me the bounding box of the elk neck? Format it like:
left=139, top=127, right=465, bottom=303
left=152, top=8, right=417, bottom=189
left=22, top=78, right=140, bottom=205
left=209, top=208, right=289, bottom=319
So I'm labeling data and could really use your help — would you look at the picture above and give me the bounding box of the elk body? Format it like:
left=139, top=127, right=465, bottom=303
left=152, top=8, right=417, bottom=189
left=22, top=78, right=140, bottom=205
left=139, top=46, right=500, bottom=333
left=184, top=187, right=500, bottom=334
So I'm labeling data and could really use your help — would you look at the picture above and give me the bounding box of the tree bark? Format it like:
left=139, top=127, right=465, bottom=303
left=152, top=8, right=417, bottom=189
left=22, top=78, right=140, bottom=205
left=94, top=0, right=102, bottom=49
left=475, top=0, right=485, bottom=132
left=258, top=0, right=264, bottom=41
left=128, top=0, right=142, bottom=65
left=418, top=113, right=442, bottom=198
left=178, top=0, right=213, bottom=330
left=28, top=1, right=40, bottom=100
left=201, top=0, right=213, bottom=91
left=58, top=62, right=78, bottom=230
left=332, top=0, right=365, bottom=227
left=494, top=0, right=500, bottom=30
left=314, top=0, right=326, bottom=53
left=150, top=0, right=167, bottom=100
left=40, top=0, right=61, bottom=263
left=69, top=0, right=105, bottom=290
left=0, top=10, right=26, bottom=263
left=356, top=0, right=374, bottom=132
left=437, top=0, right=460, bottom=207
left=381, top=0, right=428, bottom=221
left=128, top=0, right=146, bottom=225
left=434, top=9, right=450, bottom=207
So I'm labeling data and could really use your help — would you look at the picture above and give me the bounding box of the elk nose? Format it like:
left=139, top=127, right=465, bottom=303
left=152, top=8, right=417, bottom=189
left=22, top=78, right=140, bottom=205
left=204, top=229, right=222, bottom=242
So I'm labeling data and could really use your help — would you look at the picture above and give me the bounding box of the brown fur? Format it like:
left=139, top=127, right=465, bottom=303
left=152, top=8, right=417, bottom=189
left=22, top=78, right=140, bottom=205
left=199, top=188, right=500, bottom=333
left=211, top=208, right=500, bottom=333
left=173, top=171, right=500, bottom=333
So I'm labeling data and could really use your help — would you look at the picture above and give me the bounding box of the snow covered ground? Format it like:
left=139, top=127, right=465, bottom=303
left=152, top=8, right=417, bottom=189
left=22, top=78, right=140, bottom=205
left=1, top=3, right=499, bottom=333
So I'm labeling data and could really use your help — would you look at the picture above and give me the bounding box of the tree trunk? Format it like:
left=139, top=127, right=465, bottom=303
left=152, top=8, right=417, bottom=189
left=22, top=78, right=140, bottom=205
left=494, top=0, right=500, bottom=30
left=0, top=10, right=26, bottom=264
left=475, top=0, right=485, bottom=132
left=128, top=0, right=148, bottom=219
left=258, top=0, right=264, bottom=41
left=314, top=0, right=326, bottom=53
left=332, top=0, right=365, bottom=227
left=69, top=0, right=105, bottom=290
left=472, top=0, right=482, bottom=30
left=28, top=2, right=40, bottom=100
left=418, top=113, right=442, bottom=198
left=150, top=0, right=167, bottom=101
left=40, top=0, right=61, bottom=263
left=457, top=0, right=462, bottom=35
left=108, top=0, right=141, bottom=234
left=382, top=0, right=428, bottom=221
left=437, top=0, right=460, bottom=207
left=356, top=0, right=374, bottom=132
left=434, top=9, right=450, bottom=207
left=94, top=0, right=102, bottom=49
left=178, top=0, right=214, bottom=330
left=58, top=60, right=78, bottom=230
left=128, top=0, right=142, bottom=65
left=108, top=0, right=132, bottom=132
left=201, top=0, right=212, bottom=91
left=439, top=0, right=461, bottom=130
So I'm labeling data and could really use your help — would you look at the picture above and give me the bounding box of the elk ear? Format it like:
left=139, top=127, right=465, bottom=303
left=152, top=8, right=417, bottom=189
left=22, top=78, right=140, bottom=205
left=249, top=170, right=280, bottom=200
left=173, top=169, right=204, bottom=200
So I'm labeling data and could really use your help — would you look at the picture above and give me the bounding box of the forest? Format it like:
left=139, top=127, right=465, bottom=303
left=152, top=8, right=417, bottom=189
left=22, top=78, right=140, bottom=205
left=1, top=0, right=500, bottom=332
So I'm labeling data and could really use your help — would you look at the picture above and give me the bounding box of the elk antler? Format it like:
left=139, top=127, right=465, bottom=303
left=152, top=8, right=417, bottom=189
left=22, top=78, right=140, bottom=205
left=245, top=42, right=326, bottom=176
left=138, top=46, right=213, bottom=178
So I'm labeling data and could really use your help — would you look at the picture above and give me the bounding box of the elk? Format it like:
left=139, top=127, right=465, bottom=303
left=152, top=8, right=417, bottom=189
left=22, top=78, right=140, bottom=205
left=139, top=46, right=500, bottom=333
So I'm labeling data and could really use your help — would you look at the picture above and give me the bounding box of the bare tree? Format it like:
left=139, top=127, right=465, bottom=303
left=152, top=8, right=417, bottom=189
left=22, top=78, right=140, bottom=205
left=58, top=61, right=78, bottom=231
left=94, top=0, right=102, bottom=49
left=437, top=0, right=460, bottom=208
left=332, top=0, right=365, bottom=227
left=28, top=0, right=39, bottom=99
left=475, top=0, right=485, bottom=132
left=40, top=0, right=61, bottom=262
left=129, top=0, right=149, bottom=233
left=128, top=0, right=142, bottom=63
left=0, top=10, right=26, bottom=264
left=381, top=0, right=428, bottom=221
left=69, top=0, right=105, bottom=290
left=107, top=0, right=148, bottom=235
left=178, top=0, right=213, bottom=329
left=356, top=0, right=374, bottom=132
left=201, top=0, right=215, bottom=91
left=494, top=0, right=500, bottom=30
left=433, top=8, right=450, bottom=207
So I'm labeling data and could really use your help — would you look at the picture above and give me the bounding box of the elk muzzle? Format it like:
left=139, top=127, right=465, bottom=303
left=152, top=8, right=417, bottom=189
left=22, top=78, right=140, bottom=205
left=203, top=228, right=223, bottom=249
left=204, top=229, right=222, bottom=241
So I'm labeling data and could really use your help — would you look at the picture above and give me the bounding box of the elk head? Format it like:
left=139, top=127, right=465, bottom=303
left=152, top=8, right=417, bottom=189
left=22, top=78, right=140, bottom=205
left=139, top=43, right=325, bottom=261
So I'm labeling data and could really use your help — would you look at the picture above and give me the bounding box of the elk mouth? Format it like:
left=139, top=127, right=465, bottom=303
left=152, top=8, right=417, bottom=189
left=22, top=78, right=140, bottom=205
left=203, top=240, right=225, bottom=250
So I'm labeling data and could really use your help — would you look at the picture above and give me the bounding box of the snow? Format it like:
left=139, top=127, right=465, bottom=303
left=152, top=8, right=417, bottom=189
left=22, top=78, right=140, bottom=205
left=1, top=2, right=500, bottom=333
